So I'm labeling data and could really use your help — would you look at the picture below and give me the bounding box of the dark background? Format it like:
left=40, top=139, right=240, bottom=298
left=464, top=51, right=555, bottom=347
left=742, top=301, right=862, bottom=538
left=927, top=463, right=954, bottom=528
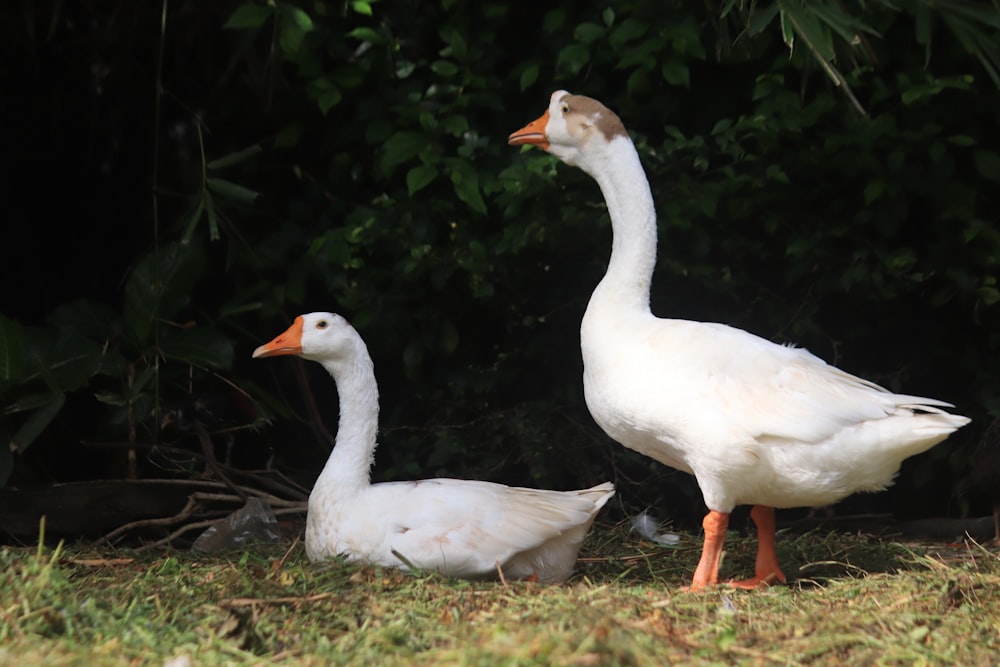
left=1, top=1, right=998, bottom=538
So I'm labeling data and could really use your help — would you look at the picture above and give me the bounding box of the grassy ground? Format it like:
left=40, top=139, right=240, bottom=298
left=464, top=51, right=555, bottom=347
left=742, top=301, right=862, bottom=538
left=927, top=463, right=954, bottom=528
left=2, top=520, right=999, bottom=666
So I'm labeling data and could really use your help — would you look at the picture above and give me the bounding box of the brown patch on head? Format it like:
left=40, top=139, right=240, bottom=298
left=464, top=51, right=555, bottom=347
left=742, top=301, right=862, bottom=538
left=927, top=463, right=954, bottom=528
left=562, top=94, right=628, bottom=141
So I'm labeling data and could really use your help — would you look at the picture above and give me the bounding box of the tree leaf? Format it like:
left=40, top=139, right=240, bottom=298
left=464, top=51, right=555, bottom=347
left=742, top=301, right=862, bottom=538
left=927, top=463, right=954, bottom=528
left=160, top=326, right=234, bottom=370
left=573, top=22, right=605, bottom=45
left=182, top=194, right=206, bottom=243
left=10, top=394, right=65, bottom=453
left=431, top=60, right=460, bottom=77
left=0, top=313, right=24, bottom=382
left=608, top=18, right=648, bottom=49
left=519, top=63, right=539, bottom=91
left=973, top=149, right=1000, bottom=182
left=275, top=122, right=303, bottom=148
left=206, top=177, right=259, bottom=204
left=347, top=27, right=382, bottom=43
left=124, top=241, right=207, bottom=340
left=316, top=87, right=343, bottom=114
left=661, top=61, right=690, bottom=86
left=555, top=43, right=590, bottom=76
left=223, top=4, right=273, bottom=30
left=450, top=164, right=487, bottom=215
left=278, top=6, right=314, bottom=56
left=48, top=299, right=118, bottom=340
left=283, top=5, right=314, bottom=32
left=351, top=1, right=373, bottom=17
left=204, top=190, right=220, bottom=241
left=381, top=131, right=429, bottom=172
left=746, top=3, right=780, bottom=36
left=407, top=165, right=439, bottom=195
left=207, top=144, right=263, bottom=170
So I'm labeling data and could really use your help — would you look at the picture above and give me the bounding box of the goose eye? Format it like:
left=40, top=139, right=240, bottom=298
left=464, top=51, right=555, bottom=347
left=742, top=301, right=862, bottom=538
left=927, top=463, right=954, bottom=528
left=316, top=320, right=328, bottom=329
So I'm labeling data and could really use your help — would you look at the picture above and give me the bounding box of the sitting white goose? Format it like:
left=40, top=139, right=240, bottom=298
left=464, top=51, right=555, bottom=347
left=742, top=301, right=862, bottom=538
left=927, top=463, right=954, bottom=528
left=508, top=91, right=970, bottom=589
left=253, top=312, right=614, bottom=583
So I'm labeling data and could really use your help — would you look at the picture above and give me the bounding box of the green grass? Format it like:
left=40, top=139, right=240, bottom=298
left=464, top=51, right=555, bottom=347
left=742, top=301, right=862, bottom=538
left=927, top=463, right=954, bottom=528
left=2, top=522, right=999, bottom=666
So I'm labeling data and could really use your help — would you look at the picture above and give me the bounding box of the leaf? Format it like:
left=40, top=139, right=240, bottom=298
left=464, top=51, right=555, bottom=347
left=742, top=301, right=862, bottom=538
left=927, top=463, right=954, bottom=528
left=519, top=63, right=539, bottom=91
left=92, top=366, right=155, bottom=407
left=915, top=2, right=932, bottom=51
left=720, top=0, right=739, bottom=20
left=182, top=194, right=206, bottom=243
left=277, top=6, right=314, bottom=55
left=450, top=163, right=487, bottom=215
left=308, top=77, right=343, bottom=114
left=406, top=165, right=439, bottom=195
left=316, top=87, right=343, bottom=114
left=947, top=134, right=976, bottom=147
left=745, top=4, right=780, bottom=36
left=973, top=149, right=1000, bottom=182
left=980, top=285, right=1000, bottom=305
left=556, top=44, right=590, bottom=76
left=19, top=332, right=104, bottom=392
left=48, top=299, right=118, bottom=340
left=864, top=180, right=885, bottom=204
left=441, top=115, right=469, bottom=137
left=347, top=27, right=382, bottom=43
left=223, top=4, right=273, bottom=30
left=283, top=5, right=314, bottom=32
left=790, top=6, right=835, bottom=61
left=573, top=22, right=605, bottom=45
left=10, top=394, right=65, bottom=453
left=204, top=190, right=220, bottom=241
left=124, top=241, right=207, bottom=340
left=0, top=313, right=24, bottom=382
left=351, top=1, right=373, bottom=16
left=159, top=326, right=235, bottom=370
left=542, top=8, right=566, bottom=33
left=811, top=3, right=880, bottom=44
left=275, top=122, right=303, bottom=148
left=206, top=177, right=259, bottom=204
left=431, top=60, right=460, bottom=77
left=661, top=61, right=690, bottom=87
left=439, top=27, right=468, bottom=61
left=608, top=18, right=648, bottom=49
left=207, top=144, right=262, bottom=170
left=381, top=131, right=429, bottom=171
left=4, top=392, right=61, bottom=415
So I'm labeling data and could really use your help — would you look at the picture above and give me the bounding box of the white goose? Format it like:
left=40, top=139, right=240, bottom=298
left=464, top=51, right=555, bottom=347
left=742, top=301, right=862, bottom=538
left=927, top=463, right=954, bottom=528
left=508, top=91, right=970, bottom=589
left=253, top=312, right=614, bottom=583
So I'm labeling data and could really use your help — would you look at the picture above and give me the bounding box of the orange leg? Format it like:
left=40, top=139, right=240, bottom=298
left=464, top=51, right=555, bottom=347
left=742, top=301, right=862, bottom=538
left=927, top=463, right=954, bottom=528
left=689, top=510, right=729, bottom=590
left=731, top=505, right=787, bottom=589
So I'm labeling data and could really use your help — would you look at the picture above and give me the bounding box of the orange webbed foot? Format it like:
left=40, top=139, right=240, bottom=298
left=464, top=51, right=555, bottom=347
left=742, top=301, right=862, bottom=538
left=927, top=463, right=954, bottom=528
left=728, top=570, right=786, bottom=589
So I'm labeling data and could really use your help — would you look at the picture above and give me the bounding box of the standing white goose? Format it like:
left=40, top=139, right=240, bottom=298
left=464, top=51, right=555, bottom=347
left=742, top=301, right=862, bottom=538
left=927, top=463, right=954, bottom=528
left=253, top=312, right=614, bottom=583
left=508, top=90, right=970, bottom=589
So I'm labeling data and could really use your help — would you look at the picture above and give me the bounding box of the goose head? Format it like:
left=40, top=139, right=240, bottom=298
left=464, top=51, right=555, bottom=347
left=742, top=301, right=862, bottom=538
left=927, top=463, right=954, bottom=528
left=252, top=312, right=362, bottom=367
left=508, top=90, right=629, bottom=171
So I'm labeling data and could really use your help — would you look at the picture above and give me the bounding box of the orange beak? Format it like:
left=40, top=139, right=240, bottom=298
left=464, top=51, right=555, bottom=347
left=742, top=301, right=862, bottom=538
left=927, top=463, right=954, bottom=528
left=508, top=109, right=550, bottom=151
left=252, top=316, right=305, bottom=358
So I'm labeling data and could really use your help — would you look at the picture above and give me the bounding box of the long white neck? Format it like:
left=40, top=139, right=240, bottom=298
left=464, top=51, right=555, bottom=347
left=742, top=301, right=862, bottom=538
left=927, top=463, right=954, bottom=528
left=313, top=343, right=379, bottom=495
left=576, top=135, right=657, bottom=313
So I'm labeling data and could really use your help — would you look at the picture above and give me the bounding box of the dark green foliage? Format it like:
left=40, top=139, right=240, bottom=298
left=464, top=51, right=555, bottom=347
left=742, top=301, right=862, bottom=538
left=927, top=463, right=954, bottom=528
left=0, top=1, right=998, bottom=526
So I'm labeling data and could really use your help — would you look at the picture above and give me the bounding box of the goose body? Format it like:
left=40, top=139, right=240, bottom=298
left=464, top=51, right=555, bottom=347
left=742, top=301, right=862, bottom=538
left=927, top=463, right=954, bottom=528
left=253, top=312, right=614, bottom=583
left=509, top=90, right=970, bottom=589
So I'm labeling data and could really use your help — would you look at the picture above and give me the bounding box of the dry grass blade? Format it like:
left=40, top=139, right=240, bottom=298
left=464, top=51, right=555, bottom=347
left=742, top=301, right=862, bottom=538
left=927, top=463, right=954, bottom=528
left=1, top=523, right=998, bottom=665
